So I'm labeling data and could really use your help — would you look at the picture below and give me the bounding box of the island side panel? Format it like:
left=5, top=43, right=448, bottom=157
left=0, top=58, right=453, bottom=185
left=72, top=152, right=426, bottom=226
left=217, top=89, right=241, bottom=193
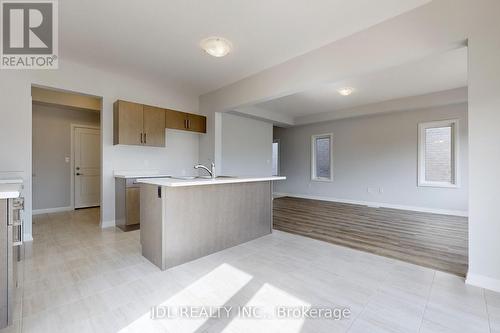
left=163, top=181, right=272, bottom=269
left=114, top=178, right=126, bottom=229
left=140, top=184, right=165, bottom=269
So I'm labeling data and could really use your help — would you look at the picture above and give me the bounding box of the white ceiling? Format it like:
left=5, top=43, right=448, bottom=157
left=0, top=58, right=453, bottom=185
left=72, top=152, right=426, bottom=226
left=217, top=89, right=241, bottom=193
left=60, top=0, right=430, bottom=95
left=252, top=47, right=467, bottom=121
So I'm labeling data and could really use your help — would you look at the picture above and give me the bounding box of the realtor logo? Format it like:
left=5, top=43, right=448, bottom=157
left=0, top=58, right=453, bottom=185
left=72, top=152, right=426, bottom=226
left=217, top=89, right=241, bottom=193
left=1, top=0, right=58, bottom=69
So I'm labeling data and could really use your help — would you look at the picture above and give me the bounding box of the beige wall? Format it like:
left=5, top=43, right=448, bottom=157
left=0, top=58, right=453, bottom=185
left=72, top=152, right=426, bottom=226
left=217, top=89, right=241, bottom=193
left=32, top=104, right=100, bottom=211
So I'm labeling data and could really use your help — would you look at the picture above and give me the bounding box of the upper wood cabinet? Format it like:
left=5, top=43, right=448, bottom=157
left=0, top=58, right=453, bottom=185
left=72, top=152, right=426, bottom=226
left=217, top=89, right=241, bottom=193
left=143, top=105, right=166, bottom=147
left=113, top=100, right=143, bottom=146
left=165, top=109, right=207, bottom=133
left=165, top=108, right=206, bottom=133
left=114, top=100, right=206, bottom=146
left=186, top=113, right=206, bottom=133
left=165, top=109, right=188, bottom=131
left=114, top=101, right=165, bottom=147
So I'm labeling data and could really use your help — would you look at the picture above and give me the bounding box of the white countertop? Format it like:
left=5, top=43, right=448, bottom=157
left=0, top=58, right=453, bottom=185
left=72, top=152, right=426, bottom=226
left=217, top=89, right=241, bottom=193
left=0, top=184, right=22, bottom=199
left=0, top=178, right=23, bottom=184
left=114, top=172, right=171, bottom=179
left=137, top=176, right=286, bottom=187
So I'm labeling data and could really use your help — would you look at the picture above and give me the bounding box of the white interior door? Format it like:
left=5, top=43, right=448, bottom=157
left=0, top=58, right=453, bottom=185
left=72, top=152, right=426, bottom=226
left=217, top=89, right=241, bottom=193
left=74, top=127, right=100, bottom=208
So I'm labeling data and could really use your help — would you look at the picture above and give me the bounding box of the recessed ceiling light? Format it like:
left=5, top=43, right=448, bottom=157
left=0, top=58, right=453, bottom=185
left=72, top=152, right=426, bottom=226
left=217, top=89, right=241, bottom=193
left=338, top=87, right=354, bottom=96
left=200, top=37, right=232, bottom=58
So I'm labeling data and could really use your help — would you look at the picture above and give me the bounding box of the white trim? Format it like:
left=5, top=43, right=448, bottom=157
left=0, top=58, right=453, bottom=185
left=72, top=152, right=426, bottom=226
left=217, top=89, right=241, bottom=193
left=32, top=206, right=73, bottom=215
left=70, top=124, right=100, bottom=210
left=272, top=139, right=280, bottom=176
left=466, top=273, right=500, bottom=293
left=311, top=133, right=333, bottom=182
left=273, top=192, right=468, bottom=217
left=27, top=96, right=33, bottom=247
left=418, top=119, right=460, bottom=188
left=101, top=219, right=115, bottom=228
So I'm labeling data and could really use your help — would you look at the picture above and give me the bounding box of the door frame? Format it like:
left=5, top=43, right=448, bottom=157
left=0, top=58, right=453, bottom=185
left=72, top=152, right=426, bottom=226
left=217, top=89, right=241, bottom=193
left=70, top=124, right=101, bottom=210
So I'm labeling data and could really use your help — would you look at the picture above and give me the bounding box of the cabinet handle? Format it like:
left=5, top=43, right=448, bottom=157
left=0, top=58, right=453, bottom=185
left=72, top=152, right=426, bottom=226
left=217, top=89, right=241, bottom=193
left=140, top=133, right=143, bottom=143
left=144, top=132, right=147, bottom=143
left=13, top=224, right=22, bottom=246
left=184, top=119, right=187, bottom=129
left=188, top=119, right=191, bottom=129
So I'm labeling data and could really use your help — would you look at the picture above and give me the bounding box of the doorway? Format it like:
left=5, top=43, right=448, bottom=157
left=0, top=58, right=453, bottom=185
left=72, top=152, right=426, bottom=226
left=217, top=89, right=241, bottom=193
left=31, top=86, right=102, bottom=217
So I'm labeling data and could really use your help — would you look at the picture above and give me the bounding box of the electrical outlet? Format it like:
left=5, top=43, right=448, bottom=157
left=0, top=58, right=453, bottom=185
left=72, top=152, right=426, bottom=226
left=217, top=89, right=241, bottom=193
left=379, top=187, right=384, bottom=194
left=65, top=157, right=70, bottom=163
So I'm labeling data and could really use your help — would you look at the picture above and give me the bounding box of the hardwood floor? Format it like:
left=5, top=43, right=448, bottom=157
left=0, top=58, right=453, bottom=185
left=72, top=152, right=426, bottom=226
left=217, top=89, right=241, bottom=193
left=273, top=197, right=468, bottom=276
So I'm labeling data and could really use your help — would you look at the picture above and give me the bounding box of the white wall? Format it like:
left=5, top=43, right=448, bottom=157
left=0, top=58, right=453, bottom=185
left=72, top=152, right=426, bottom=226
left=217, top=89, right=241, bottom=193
left=113, top=129, right=200, bottom=176
left=220, top=113, right=273, bottom=176
left=274, top=103, right=468, bottom=215
left=32, top=104, right=100, bottom=211
left=0, top=58, right=200, bottom=239
left=466, top=0, right=500, bottom=291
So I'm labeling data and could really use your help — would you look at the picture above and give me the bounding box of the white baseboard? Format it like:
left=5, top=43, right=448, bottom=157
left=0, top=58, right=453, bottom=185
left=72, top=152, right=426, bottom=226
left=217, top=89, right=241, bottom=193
left=466, top=273, right=500, bottom=293
left=23, top=233, right=33, bottom=242
left=101, top=219, right=115, bottom=228
left=32, top=206, right=73, bottom=215
left=273, top=192, right=468, bottom=217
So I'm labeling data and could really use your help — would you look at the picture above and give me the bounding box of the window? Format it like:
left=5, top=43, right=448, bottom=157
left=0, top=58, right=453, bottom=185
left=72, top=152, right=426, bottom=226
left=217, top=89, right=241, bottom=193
left=272, top=140, right=280, bottom=176
left=311, top=134, right=333, bottom=181
left=418, top=119, right=459, bottom=187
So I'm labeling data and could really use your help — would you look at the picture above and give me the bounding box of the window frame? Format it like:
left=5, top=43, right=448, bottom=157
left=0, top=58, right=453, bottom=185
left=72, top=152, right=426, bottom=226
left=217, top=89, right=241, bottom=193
left=311, top=133, right=333, bottom=182
left=418, top=119, right=460, bottom=188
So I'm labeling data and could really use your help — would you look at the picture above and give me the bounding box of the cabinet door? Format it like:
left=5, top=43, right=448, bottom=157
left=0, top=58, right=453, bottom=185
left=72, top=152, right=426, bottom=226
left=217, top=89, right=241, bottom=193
left=165, top=109, right=188, bottom=131
left=143, top=105, right=166, bottom=147
left=114, top=100, right=143, bottom=145
left=187, top=113, right=207, bottom=133
left=126, top=187, right=140, bottom=225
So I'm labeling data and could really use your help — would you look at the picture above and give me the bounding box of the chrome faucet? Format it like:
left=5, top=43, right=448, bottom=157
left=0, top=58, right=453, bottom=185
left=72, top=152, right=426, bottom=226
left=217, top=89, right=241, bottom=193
left=194, top=162, right=216, bottom=179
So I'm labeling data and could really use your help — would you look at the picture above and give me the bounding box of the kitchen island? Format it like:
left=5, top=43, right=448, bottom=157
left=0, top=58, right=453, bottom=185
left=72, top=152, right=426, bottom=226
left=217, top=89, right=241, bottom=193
left=136, top=176, right=285, bottom=270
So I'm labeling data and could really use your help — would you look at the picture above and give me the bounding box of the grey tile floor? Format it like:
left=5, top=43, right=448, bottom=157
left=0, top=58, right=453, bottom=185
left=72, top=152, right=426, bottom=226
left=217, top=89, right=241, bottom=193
left=1, top=208, right=498, bottom=333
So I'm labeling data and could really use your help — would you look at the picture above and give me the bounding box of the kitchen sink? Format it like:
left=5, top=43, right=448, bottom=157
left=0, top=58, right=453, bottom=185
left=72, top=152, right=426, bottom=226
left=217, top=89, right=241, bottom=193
left=197, top=175, right=236, bottom=179
left=171, top=175, right=236, bottom=180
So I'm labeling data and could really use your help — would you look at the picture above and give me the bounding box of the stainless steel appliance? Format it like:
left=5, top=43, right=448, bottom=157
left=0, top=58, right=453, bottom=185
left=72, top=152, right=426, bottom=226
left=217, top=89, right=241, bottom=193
left=0, top=196, right=23, bottom=329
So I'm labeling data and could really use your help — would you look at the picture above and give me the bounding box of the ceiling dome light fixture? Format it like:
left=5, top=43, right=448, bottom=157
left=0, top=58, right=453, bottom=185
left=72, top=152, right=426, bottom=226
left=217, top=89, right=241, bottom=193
left=338, top=87, right=354, bottom=96
left=200, top=37, right=232, bottom=58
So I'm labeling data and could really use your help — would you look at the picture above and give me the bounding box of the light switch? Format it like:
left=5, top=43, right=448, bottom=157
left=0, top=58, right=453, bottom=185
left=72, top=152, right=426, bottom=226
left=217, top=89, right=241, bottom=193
left=65, top=157, right=70, bottom=163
